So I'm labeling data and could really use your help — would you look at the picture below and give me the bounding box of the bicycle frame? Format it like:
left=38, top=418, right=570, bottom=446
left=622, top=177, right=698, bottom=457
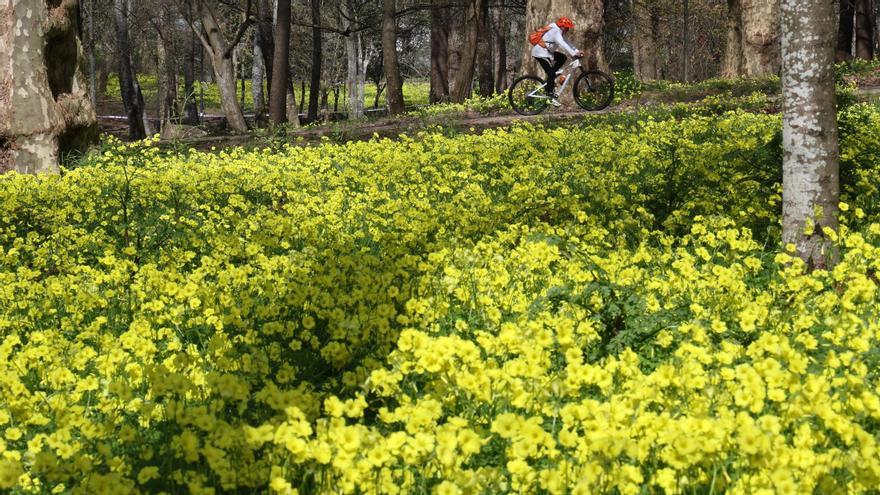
left=525, top=59, right=582, bottom=100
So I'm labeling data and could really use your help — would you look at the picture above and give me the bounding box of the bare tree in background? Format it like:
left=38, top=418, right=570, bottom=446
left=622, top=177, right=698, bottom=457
left=452, top=0, right=488, bottom=102
left=781, top=0, right=839, bottom=269
left=343, top=0, right=371, bottom=118
left=115, top=0, right=149, bottom=139
left=430, top=0, right=450, bottom=102
left=1, top=0, right=98, bottom=173
left=855, top=0, right=876, bottom=59
left=632, top=0, right=660, bottom=81
left=185, top=0, right=254, bottom=132
left=382, top=0, right=405, bottom=113
left=838, top=0, right=856, bottom=61
left=270, top=0, right=292, bottom=125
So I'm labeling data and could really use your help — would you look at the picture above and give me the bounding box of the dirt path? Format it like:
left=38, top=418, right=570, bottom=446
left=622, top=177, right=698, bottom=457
left=158, top=105, right=629, bottom=151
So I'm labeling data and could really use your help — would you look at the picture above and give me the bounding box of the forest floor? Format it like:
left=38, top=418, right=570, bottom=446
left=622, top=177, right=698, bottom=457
left=96, top=67, right=880, bottom=152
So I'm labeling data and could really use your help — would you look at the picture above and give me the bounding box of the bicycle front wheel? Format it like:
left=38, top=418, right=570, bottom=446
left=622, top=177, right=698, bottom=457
left=508, top=76, right=550, bottom=116
left=573, top=70, right=615, bottom=112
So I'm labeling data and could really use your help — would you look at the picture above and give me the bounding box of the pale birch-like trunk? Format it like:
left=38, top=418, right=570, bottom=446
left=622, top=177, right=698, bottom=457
left=344, top=23, right=368, bottom=118
left=1, top=0, right=98, bottom=174
left=781, top=0, right=840, bottom=269
left=252, top=32, right=266, bottom=125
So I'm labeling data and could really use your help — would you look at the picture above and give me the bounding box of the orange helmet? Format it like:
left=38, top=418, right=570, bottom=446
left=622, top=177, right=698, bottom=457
left=557, top=16, right=574, bottom=29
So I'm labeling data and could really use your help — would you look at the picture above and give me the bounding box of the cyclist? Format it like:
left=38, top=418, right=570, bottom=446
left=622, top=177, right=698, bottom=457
left=531, top=16, right=584, bottom=106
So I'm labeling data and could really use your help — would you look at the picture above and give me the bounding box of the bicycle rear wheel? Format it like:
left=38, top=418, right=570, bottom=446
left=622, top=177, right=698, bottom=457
left=508, top=76, right=550, bottom=116
left=573, top=70, right=615, bottom=112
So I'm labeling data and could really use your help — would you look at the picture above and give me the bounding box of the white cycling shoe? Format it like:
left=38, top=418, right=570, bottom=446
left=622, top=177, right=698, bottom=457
left=550, top=98, right=562, bottom=107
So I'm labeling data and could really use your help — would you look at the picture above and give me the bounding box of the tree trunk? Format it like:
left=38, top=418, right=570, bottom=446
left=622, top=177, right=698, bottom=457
left=492, top=4, right=507, bottom=92
left=114, top=0, right=147, bottom=140
left=270, top=0, right=291, bottom=125
left=523, top=0, right=606, bottom=77
left=307, top=0, right=321, bottom=122
left=0, top=0, right=98, bottom=174
left=838, top=0, right=855, bottom=61
left=682, top=0, right=690, bottom=82
left=87, top=0, right=96, bottom=106
left=344, top=0, right=368, bottom=118
left=183, top=5, right=200, bottom=125
left=633, top=0, right=660, bottom=81
left=382, top=0, right=405, bottom=114
left=286, top=78, right=299, bottom=124
left=157, top=0, right=178, bottom=132
left=256, top=0, right=274, bottom=104
left=477, top=0, right=493, bottom=97
left=855, top=0, right=876, bottom=59
left=781, top=0, right=840, bottom=269
left=192, top=0, right=250, bottom=133
left=430, top=0, right=450, bottom=102
left=447, top=8, right=464, bottom=95
left=723, top=0, right=781, bottom=77
left=451, top=0, right=487, bottom=102
left=741, top=0, right=780, bottom=76
left=252, top=31, right=266, bottom=126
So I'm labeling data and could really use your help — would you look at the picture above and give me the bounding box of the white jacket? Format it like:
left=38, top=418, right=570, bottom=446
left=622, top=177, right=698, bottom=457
left=531, top=23, right=579, bottom=59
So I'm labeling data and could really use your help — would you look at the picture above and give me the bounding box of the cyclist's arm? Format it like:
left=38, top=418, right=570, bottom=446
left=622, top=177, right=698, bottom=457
left=548, top=29, right=579, bottom=57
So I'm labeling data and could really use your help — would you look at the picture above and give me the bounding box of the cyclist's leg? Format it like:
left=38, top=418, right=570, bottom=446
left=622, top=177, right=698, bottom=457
left=551, top=52, right=567, bottom=73
left=535, top=57, right=555, bottom=96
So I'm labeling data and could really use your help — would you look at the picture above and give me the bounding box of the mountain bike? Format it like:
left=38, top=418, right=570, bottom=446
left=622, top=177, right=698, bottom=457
left=508, top=58, right=615, bottom=116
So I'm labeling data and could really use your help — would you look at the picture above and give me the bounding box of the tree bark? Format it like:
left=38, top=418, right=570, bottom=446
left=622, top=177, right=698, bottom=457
left=451, top=0, right=487, bottom=102
left=855, top=0, right=875, bottom=59
left=269, top=0, right=291, bottom=125
left=307, top=0, right=321, bottom=122
left=781, top=0, right=840, bottom=269
left=183, top=3, right=200, bottom=125
left=477, top=0, right=493, bottom=97
left=429, top=0, right=450, bottom=102
left=741, top=0, right=780, bottom=76
left=633, top=0, right=660, bottom=81
left=157, top=0, right=178, bottom=132
left=344, top=0, right=368, bottom=118
left=1, top=0, right=98, bottom=174
left=724, top=0, right=781, bottom=77
left=492, top=4, right=507, bottom=92
left=382, top=0, right=405, bottom=114
left=252, top=31, right=266, bottom=126
left=114, top=0, right=147, bottom=140
left=838, top=0, right=855, bottom=61
left=447, top=8, right=464, bottom=95
left=190, top=0, right=251, bottom=133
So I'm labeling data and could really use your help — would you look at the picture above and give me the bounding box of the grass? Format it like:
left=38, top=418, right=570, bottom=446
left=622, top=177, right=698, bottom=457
left=102, top=74, right=431, bottom=114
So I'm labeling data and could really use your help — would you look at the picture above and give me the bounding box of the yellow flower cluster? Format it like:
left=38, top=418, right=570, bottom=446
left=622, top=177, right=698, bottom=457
left=0, top=106, right=879, bottom=493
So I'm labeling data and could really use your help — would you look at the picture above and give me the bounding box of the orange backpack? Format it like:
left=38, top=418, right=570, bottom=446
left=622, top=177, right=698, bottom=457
left=529, top=25, right=551, bottom=47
